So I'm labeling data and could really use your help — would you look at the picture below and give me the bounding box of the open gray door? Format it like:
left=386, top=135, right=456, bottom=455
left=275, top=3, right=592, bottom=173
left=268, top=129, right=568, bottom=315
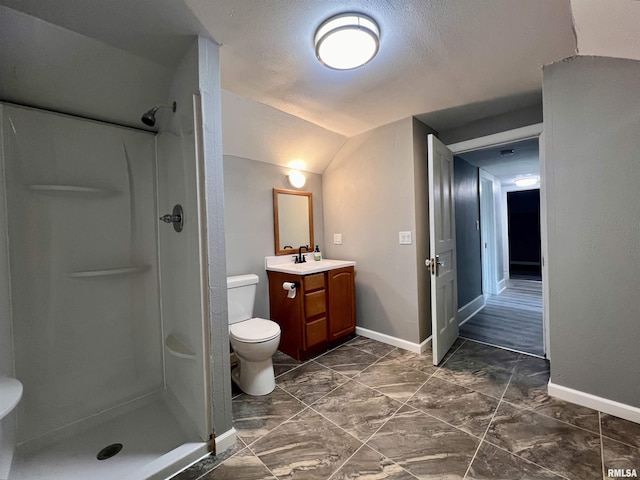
left=427, top=134, right=459, bottom=365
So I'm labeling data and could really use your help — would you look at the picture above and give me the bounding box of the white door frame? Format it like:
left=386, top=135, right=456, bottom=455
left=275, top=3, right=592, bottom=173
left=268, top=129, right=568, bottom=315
left=447, top=123, right=549, bottom=358
left=479, top=169, right=498, bottom=296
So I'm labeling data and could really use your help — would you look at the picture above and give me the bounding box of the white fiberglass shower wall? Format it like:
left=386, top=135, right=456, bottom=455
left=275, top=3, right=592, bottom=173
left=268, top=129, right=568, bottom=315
left=0, top=101, right=211, bottom=480
left=5, top=104, right=162, bottom=442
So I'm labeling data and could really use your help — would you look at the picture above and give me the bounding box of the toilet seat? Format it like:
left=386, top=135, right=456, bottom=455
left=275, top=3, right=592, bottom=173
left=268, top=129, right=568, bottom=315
left=230, top=317, right=280, bottom=343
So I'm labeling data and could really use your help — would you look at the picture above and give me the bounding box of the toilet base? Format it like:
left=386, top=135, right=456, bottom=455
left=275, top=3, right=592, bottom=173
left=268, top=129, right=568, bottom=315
left=231, top=357, right=276, bottom=396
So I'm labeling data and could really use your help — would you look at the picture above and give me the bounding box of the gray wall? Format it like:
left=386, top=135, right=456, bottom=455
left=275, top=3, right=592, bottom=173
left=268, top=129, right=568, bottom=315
left=412, top=118, right=438, bottom=341
left=454, top=156, right=482, bottom=306
left=223, top=155, right=324, bottom=319
left=440, top=104, right=543, bottom=145
left=197, top=37, right=234, bottom=438
left=323, top=117, right=422, bottom=343
left=543, top=56, right=640, bottom=407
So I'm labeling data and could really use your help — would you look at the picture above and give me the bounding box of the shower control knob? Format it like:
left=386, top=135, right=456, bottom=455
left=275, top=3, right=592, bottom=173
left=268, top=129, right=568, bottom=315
left=160, top=214, right=181, bottom=223
left=159, top=204, right=184, bottom=233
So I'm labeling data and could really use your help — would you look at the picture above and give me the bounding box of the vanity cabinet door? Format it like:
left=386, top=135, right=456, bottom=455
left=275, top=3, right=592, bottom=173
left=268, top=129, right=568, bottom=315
left=327, top=267, right=356, bottom=341
left=267, top=270, right=304, bottom=359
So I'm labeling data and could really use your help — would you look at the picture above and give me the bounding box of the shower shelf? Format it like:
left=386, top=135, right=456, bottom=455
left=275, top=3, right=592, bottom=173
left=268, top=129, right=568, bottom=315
left=27, top=184, right=115, bottom=194
left=69, top=265, right=151, bottom=278
left=165, top=334, right=196, bottom=360
left=0, top=377, right=23, bottom=421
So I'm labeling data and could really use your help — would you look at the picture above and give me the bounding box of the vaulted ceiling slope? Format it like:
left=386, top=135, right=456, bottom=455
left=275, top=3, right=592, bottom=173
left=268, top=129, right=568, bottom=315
left=1, top=0, right=639, bottom=173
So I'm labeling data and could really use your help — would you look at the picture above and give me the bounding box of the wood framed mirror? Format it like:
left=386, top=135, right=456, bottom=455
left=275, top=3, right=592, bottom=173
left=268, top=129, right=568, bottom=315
left=273, top=188, right=314, bottom=255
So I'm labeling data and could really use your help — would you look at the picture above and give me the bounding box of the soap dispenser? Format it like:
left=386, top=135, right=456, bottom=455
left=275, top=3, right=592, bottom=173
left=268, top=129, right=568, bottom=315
left=314, top=245, right=322, bottom=261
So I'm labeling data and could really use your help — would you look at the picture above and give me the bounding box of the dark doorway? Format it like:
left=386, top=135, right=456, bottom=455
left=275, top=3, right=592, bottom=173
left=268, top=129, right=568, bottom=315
left=507, top=189, right=541, bottom=280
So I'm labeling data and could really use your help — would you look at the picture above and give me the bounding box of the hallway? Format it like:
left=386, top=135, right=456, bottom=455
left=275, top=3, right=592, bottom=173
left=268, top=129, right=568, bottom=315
left=459, top=279, right=543, bottom=356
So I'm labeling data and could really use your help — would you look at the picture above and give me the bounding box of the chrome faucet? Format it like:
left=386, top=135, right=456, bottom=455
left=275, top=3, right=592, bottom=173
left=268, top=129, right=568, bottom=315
left=295, top=245, right=309, bottom=263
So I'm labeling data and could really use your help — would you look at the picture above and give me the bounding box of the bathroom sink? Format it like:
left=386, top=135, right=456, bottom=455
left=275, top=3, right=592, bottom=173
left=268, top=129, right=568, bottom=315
left=265, top=257, right=356, bottom=275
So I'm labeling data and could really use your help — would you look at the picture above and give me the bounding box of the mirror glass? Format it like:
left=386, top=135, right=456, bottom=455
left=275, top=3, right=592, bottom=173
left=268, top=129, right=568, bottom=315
left=273, top=188, right=314, bottom=255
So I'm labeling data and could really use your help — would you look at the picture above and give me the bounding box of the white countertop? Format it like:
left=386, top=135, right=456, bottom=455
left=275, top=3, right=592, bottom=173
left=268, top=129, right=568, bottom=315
left=265, top=256, right=356, bottom=275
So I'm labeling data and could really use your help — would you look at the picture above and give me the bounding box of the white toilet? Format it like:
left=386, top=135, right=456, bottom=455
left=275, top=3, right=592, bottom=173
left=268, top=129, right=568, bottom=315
left=227, top=274, right=281, bottom=396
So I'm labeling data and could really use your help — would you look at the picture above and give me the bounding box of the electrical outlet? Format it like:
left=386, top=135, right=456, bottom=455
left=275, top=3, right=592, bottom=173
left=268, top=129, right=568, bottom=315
left=399, top=231, right=412, bottom=245
left=333, top=233, right=342, bottom=245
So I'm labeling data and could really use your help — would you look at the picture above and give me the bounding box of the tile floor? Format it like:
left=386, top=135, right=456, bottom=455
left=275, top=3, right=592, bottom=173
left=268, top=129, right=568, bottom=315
left=171, top=337, right=640, bottom=480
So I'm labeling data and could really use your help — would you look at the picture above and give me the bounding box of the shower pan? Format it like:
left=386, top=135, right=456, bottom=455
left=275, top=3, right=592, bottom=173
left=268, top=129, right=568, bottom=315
left=0, top=103, right=212, bottom=480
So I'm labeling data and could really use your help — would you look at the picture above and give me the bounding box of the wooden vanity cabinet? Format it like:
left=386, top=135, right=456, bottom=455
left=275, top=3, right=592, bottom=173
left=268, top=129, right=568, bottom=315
left=267, top=266, right=355, bottom=360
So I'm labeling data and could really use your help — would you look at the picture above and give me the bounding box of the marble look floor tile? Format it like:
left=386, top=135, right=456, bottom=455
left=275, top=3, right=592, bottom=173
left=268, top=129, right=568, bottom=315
left=251, top=409, right=362, bottom=480
left=347, top=336, right=397, bottom=358
left=406, top=376, right=499, bottom=437
left=603, top=437, right=640, bottom=476
left=331, top=445, right=417, bottom=480
left=232, top=386, right=305, bottom=444
left=277, top=361, right=349, bottom=405
left=315, top=345, right=380, bottom=376
left=513, top=355, right=550, bottom=378
left=503, top=369, right=600, bottom=433
left=200, top=448, right=276, bottom=480
left=273, top=350, right=304, bottom=377
left=485, top=402, right=602, bottom=480
left=434, top=355, right=513, bottom=399
left=355, top=360, right=430, bottom=402
left=311, top=380, right=401, bottom=441
left=377, top=348, right=439, bottom=376
left=449, top=340, right=520, bottom=372
left=601, top=413, right=640, bottom=448
left=170, top=438, right=246, bottom=480
left=367, top=405, right=479, bottom=480
left=467, top=442, right=565, bottom=480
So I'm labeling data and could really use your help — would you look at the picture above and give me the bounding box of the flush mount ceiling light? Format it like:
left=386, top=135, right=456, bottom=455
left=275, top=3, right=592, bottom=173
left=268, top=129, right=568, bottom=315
left=314, top=13, right=380, bottom=70
left=515, top=176, right=540, bottom=187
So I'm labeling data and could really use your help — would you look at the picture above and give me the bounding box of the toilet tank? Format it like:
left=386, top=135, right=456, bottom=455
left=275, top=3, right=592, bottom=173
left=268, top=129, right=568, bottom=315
left=227, top=274, right=259, bottom=325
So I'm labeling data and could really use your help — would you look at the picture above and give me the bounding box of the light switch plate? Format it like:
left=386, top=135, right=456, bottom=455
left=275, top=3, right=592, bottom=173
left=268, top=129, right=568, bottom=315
left=399, top=231, right=412, bottom=245
left=333, top=233, right=342, bottom=245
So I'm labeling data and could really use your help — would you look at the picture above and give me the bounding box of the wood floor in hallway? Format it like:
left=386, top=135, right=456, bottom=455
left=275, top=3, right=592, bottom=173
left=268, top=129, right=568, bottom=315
left=459, top=279, right=544, bottom=356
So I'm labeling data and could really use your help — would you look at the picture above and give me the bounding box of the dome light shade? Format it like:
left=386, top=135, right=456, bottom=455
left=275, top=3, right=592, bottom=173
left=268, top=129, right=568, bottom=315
left=515, top=176, right=539, bottom=187
left=288, top=170, right=306, bottom=189
left=315, top=13, right=380, bottom=70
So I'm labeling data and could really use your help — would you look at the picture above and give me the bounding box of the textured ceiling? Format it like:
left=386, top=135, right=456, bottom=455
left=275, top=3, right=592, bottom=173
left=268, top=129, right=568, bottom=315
left=459, top=138, right=539, bottom=186
left=571, top=0, right=640, bottom=62
left=185, top=0, right=576, bottom=136
left=1, top=0, right=639, bottom=172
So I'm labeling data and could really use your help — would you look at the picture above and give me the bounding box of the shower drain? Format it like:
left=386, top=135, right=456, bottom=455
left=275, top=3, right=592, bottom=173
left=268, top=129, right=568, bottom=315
left=97, top=443, right=123, bottom=461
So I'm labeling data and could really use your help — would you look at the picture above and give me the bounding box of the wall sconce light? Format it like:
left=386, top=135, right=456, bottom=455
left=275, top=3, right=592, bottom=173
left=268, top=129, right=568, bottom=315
left=287, top=170, right=306, bottom=189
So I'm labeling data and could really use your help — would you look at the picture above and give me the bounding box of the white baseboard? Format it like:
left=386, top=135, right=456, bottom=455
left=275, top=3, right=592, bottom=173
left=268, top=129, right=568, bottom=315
left=458, top=295, right=485, bottom=327
left=214, top=427, right=237, bottom=453
left=355, top=327, right=431, bottom=354
left=548, top=382, right=640, bottom=424
left=497, top=279, right=507, bottom=294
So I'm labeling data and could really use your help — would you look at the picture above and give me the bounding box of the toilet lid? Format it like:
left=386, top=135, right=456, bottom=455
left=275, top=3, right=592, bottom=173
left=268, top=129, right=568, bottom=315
left=230, top=318, right=280, bottom=343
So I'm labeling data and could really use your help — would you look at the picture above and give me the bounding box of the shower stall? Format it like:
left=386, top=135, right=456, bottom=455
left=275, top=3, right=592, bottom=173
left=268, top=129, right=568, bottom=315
left=0, top=102, right=213, bottom=480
